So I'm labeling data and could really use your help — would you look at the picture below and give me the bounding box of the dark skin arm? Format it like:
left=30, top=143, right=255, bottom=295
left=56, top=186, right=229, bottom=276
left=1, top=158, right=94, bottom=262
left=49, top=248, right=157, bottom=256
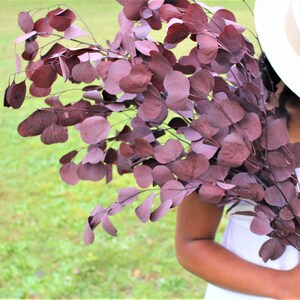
left=175, top=192, right=300, bottom=299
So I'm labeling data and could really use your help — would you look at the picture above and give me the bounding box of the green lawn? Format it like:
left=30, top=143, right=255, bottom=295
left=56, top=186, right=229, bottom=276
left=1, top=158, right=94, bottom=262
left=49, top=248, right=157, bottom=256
left=0, top=0, right=255, bottom=298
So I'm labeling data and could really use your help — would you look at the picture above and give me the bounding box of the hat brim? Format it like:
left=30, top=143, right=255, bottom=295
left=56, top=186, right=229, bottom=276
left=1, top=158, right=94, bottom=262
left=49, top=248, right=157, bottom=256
left=254, top=0, right=300, bottom=97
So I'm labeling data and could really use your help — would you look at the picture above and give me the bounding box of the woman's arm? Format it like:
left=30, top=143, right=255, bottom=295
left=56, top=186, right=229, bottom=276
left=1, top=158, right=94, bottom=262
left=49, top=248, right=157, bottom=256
left=175, top=192, right=300, bottom=299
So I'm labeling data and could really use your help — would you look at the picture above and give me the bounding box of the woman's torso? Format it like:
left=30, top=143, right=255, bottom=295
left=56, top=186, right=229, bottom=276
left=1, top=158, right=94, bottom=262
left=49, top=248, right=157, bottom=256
left=204, top=168, right=300, bottom=300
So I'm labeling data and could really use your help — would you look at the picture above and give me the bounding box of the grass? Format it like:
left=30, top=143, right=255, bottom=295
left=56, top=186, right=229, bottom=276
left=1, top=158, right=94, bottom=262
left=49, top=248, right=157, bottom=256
left=0, top=0, right=255, bottom=298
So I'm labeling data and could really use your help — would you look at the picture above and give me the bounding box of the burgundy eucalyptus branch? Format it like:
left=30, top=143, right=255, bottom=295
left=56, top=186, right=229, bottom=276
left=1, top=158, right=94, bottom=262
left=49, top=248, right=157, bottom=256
left=4, top=0, right=300, bottom=262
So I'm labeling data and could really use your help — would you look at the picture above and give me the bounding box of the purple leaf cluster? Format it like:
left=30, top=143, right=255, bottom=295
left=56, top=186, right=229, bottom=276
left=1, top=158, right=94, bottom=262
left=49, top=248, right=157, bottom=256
left=5, top=0, right=300, bottom=262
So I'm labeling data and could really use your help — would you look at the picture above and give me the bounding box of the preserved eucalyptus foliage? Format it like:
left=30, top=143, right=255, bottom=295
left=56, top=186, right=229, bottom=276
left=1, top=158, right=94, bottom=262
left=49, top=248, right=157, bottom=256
left=5, top=0, right=300, bottom=262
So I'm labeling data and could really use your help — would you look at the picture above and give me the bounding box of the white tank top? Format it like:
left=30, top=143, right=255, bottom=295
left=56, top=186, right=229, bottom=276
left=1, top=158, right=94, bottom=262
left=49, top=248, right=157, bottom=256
left=204, top=168, right=300, bottom=299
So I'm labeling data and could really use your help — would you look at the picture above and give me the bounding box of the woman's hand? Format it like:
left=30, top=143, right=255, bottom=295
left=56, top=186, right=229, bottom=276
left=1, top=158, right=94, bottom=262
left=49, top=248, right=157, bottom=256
left=277, top=264, right=300, bottom=299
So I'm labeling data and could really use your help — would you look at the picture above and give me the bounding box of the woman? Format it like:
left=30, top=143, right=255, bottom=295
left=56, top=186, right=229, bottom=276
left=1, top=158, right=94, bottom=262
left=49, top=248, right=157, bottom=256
left=175, top=0, right=300, bottom=299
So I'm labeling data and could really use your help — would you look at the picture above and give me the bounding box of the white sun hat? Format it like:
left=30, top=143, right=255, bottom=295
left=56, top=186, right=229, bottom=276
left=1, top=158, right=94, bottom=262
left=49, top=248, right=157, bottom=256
left=254, top=0, right=300, bottom=97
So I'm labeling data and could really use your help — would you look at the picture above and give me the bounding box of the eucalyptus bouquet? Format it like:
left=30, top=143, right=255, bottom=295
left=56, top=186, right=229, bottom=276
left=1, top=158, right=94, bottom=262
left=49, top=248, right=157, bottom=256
left=5, top=0, right=300, bottom=262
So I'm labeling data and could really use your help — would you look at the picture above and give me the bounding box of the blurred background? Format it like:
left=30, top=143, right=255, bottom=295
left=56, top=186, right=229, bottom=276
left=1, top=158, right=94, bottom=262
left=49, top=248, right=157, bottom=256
left=0, top=0, right=255, bottom=298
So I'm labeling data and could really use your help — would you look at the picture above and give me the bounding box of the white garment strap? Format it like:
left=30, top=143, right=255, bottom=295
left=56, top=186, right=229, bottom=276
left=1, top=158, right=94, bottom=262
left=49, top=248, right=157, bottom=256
left=295, top=167, right=300, bottom=193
